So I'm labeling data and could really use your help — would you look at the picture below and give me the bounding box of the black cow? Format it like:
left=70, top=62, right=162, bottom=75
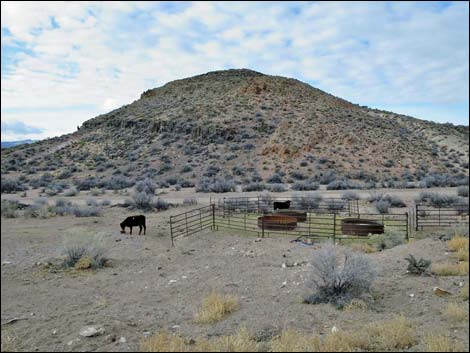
left=120, top=215, right=146, bottom=235
left=273, top=200, right=291, bottom=210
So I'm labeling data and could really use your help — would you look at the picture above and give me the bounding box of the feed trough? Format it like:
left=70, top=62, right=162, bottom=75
left=258, top=215, right=298, bottom=231
left=341, top=218, right=384, bottom=236
left=274, top=210, right=308, bottom=222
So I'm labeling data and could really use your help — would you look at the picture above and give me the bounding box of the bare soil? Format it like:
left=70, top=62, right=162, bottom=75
left=1, top=189, right=469, bottom=352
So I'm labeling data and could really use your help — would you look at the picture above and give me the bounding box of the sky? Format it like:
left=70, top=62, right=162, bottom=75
left=1, top=1, right=469, bottom=141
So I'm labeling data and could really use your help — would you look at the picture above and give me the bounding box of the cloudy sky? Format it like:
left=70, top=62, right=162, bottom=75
left=1, top=1, right=469, bottom=141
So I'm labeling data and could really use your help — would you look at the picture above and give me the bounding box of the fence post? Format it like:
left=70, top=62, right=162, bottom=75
left=262, top=220, right=265, bottom=238
left=212, top=204, right=215, bottom=231
left=244, top=211, right=246, bottom=230
left=333, top=213, right=337, bottom=245
left=405, top=212, right=409, bottom=241
left=415, top=204, right=419, bottom=231
left=170, top=216, right=174, bottom=246
left=257, top=196, right=260, bottom=214
left=185, top=213, right=189, bottom=237
left=438, top=206, right=441, bottom=227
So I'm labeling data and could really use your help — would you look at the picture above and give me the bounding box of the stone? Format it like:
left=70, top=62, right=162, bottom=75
left=433, top=287, right=452, bottom=297
left=119, top=337, right=127, bottom=344
left=79, top=326, right=105, bottom=337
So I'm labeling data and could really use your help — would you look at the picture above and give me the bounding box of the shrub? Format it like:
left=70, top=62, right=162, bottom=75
left=1, top=179, right=27, bottom=193
left=64, top=187, right=79, bottom=197
left=55, top=199, right=74, bottom=216
left=292, top=192, right=322, bottom=210
left=291, top=180, right=319, bottom=191
left=183, top=197, right=197, bottom=206
left=90, top=188, right=105, bottom=196
left=104, top=175, right=134, bottom=190
left=194, top=292, right=239, bottom=324
left=303, top=245, right=377, bottom=306
left=86, top=197, right=98, bottom=207
left=24, top=198, right=50, bottom=219
left=135, top=178, right=156, bottom=195
left=405, top=255, right=431, bottom=275
left=326, top=179, right=358, bottom=190
left=72, top=205, right=102, bottom=217
left=416, top=192, right=460, bottom=207
left=342, top=191, right=360, bottom=200
left=153, top=197, right=169, bottom=210
left=266, top=184, right=287, bottom=192
left=242, top=182, right=266, bottom=192
left=62, top=232, right=108, bottom=269
left=382, top=194, right=406, bottom=207
left=196, top=178, right=236, bottom=193
left=75, top=177, right=98, bottom=191
left=1, top=200, right=21, bottom=218
left=181, top=164, right=193, bottom=173
left=374, top=200, right=391, bottom=214
left=326, top=199, right=346, bottom=211
left=457, top=186, right=469, bottom=197
left=267, top=173, right=284, bottom=184
left=290, top=171, right=307, bottom=180
left=369, top=229, right=405, bottom=250
left=100, top=199, right=111, bottom=206
left=132, top=192, right=154, bottom=211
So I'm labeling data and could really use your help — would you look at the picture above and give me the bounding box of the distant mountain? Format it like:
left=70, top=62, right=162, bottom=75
left=1, top=140, right=37, bottom=149
left=1, top=69, right=468, bottom=189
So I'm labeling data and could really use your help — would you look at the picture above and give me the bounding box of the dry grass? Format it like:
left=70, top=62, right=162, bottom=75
left=432, top=262, right=469, bottom=276
left=343, top=299, right=368, bottom=312
left=454, top=248, right=469, bottom=261
left=140, top=328, right=258, bottom=352
left=348, top=242, right=377, bottom=254
left=424, top=334, right=466, bottom=352
left=460, top=284, right=469, bottom=300
left=194, top=292, right=239, bottom=324
left=142, top=316, right=417, bottom=352
left=443, top=302, right=469, bottom=322
left=448, top=236, right=469, bottom=252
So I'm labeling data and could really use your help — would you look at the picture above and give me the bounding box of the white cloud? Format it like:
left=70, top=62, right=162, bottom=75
left=1, top=1, right=468, bottom=140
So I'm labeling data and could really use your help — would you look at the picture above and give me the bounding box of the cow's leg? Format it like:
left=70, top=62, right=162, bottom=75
left=143, top=224, right=146, bottom=235
left=130, top=226, right=133, bottom=235
left=139, top=225, right=142, bottom=235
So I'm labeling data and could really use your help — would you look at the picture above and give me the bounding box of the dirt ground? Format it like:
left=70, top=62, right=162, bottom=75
left=1, top=188, right=469, bottom=352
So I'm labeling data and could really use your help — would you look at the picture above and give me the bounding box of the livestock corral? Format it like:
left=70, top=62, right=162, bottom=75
left=1, top=187, right=469, bottom=352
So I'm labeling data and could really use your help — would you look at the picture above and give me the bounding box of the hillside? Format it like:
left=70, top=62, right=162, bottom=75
left=1, top=140, right=37, bottom=149
left=1, top=69, right=469, bottom=192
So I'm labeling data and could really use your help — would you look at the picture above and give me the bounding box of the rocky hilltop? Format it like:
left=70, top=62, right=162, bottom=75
left=2, top=69, right=469, bottom=191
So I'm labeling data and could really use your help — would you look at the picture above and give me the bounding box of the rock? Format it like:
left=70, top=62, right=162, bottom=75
left=281, top=281, right=287, bottom=288
left=105, top=334, right=117, bottom=343
left=143, top=331, right=151, bottom=337
left=79, top=326, right=105, bottom=337
left=281, top=263, right=287, bottom=268
left=331, top=326, right=338, bottom=333
left=119, top=337, right=127, bottom=344
left=433, top=287, right=452, bottom=297
left=52, top=329, right=57, bottom=335
left=409, top=293, right=415, bottom=298
left=74, top=256, right=92, bottom=270
left=2, top=261, right=12, bottom=266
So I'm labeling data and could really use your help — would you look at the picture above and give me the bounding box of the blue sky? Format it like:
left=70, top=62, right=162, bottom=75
left=1, top=1, right=469, bottom=140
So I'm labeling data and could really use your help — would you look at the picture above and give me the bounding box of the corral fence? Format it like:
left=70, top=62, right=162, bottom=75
left=415, top=203, right=469, bottom=231
left=169, top=202, right=409, bottom=245
left=169, top=205, right=215, bottom=246
left=216, top=196, right=361, bottom=216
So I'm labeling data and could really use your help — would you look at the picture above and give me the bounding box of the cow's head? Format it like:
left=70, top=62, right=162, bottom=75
left=120, top=222, right=126, bottom=233
left=286, top=200, right=291, bottom=205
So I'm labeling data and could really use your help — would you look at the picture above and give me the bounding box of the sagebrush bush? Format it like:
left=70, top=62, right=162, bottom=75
left=326, top=199, right=346, bottom=211
left=416, top=192, right=460, bottom=207
left=183, top=197, right=197, bottom=206
left=135, top=178, right=157, bottom=194
left=266, top=184, right=287, bottom=192
left=369, top=228, right=405, bottom=250
left=64, top=187, right=79, bottom=197
left=457, top=186, right=469, bottom=197
left=1, top=178, right=27, bottom=193
left=196, top=178, right=236, bottom=193
left=342, top=191, right=360, bottom=200
left=1, top=199, right=21, bottom=218
left=242, top=182, right=266, bottom=192
left=153, top=197, right=170, bottom=210
left=292, top=192, right=322, bottom=210
left=303, top=245, right=377, bottom=306
left=374, top=200, right=391, bottom=214
left=132, top=192, right=154, bottom=211
left=62, top=232, right=108, bottom=269
left=291, top=180, right=319, bottom=191
left=72, top=205, right=102, bottom=217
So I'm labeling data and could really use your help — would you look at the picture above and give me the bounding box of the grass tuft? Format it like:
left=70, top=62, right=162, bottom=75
left=194, top=292, right=239, bottom=324
left=424, top=334, right=466, bottom=352
left=432, top=262, right=469, bottom=276
left=443, top=302, right=468, bottom=322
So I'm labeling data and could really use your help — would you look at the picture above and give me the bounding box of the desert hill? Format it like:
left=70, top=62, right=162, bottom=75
left=1, top=69, right=468, bottom=191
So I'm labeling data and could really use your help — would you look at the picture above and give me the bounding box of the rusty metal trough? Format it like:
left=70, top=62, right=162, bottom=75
left=341, top=218, right=384, bottom=236
left=274, top=210, right=308, bottom=222
left=258, top=215, right=298, bottom=230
